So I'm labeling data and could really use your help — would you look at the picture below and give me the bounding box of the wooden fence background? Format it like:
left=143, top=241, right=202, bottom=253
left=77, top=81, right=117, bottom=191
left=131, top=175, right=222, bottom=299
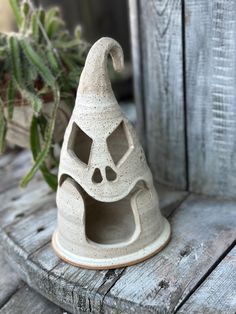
left=129, top=0, right=236, bottom=198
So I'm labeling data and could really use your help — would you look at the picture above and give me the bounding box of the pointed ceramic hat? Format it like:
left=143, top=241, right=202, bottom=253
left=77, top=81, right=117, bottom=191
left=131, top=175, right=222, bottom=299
left=77, top=37, right=124, bottom=107
left=52, top=37, right=171, bottom=269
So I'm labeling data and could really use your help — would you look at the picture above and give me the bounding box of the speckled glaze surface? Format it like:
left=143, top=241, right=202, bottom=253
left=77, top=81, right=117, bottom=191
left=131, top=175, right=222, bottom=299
left=52, top=37, right=171, bottom=269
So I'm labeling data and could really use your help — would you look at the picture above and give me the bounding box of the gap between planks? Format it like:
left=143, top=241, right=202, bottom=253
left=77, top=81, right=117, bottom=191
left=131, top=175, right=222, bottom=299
left=0, top=151, right=187, bottom=313
left=175, top=239, right=236, bottom=313
left=1, top=151, right=236, bottom=313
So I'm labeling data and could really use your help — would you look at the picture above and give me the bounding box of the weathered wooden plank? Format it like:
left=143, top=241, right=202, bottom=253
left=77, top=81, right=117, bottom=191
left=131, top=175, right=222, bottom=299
left=0, top=150, right=32, bottom=194
left=0, top=285, right=63, bottom=314
left=0, top=239, right=62, bottom=314
left=0, top=150, right=31, bottom=173
left=10, top=187, right=183, bottom=313
left=26, top=185, right=185, bottom=313
left=0, top=179, right=49, bottom=214
left=0, top=246, right=22, bottom=308
left=0, top=181, right=52, bottom=227
left=185, top=0, right=236, bottom=197
left=48, top=262, right=124, bottom=313
left=3, top=203, right=56, bottom=254
left=0, top=151, right=186, bottom=314
left=2, top=219, right=125, bottom=313
left=23, top=242, right=124, bottom=313
left=102, top=194, right=236, bottom=313
left=136, top=0, right=186, bottom=189
left=7, top=152, right=236, bottom=313
left=128, top=0, right=145, bottom=142
left=157, top=183, right=188, bottom=217
left=0, top=151, right=17, bottom=169
left=177, top=245, right=236, bottom=314
left=0, top=197, right=57, bottom=288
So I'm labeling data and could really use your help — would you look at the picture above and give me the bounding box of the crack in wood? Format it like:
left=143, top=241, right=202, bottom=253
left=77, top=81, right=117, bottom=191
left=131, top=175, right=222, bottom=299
left=0, top=283, right=26, bottom=310
left=174, top=239, right=236, bottom=313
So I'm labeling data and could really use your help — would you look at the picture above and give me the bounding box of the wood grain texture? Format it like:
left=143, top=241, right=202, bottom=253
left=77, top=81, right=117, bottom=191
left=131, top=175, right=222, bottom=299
left=0, top=152, right=186, bottom=314
left=102, top=194, right=236, bottom=313
left=137, top=0, right=186, bottom=189
left=157, top=183, right=188, bottom=217
left=0, top=246, right=22, bottom=308
left=1, top=151, right=236, bottom=313
left=178, top=246, right=236, bottom=314
left=0, top=286, right=63, bottom=314
left=0, top=237, right=62, bottom=313
left=185, top=0, right=236, bottom=197
left=1, top=184, right=184, bottom=313
left=128, top=0, right=145, bottom=143
left=0, top=150, right=32, bottom=194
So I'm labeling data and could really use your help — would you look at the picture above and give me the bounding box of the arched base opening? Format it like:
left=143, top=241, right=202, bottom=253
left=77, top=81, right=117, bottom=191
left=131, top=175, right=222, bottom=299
left=59, top=175, right=147, bottom=245
left=85, top=193, right=136, bottom=245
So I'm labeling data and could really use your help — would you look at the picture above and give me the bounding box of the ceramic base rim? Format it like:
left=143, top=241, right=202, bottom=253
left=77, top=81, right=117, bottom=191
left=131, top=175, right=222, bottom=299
left=52, top=218, right=171, bottom=270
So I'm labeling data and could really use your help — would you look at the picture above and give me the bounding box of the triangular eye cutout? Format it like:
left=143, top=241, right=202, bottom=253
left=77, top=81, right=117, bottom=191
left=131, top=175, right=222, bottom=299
left=106, top=121, right=130, bottom=165
left=68, top=122, right=92, bottom=165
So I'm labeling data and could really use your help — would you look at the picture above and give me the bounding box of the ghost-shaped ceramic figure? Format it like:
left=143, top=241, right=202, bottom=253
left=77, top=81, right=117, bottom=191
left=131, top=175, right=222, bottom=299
left=52, top=37, right=171, bottom=269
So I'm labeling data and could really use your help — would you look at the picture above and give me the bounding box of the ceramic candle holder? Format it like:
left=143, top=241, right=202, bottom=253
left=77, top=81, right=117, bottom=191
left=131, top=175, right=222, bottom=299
left=52, top=37, right=171, bottom=269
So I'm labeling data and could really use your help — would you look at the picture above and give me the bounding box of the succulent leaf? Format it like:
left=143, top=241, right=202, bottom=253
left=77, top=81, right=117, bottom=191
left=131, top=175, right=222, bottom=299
left=0, top=97, right=7, bottom=153
left=20, top=39, right=55, bottom=86
left=8, top=36, right=23, bottom=84
left=2, top=2, right=87, bottom=188
left=31, top=11, right=39, bottom=41
left=9, top=0, right=23, bottom=29
left=7, top=79, right=15, bottom=120
left=30, top=115, right=57, bottom=190
left=46, top=17, right=64, bottom=39
left=20, top=86, right=60, bottom=188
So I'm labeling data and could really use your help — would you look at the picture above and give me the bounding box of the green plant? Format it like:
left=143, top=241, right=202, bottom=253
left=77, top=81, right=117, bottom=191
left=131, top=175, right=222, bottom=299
left=0, top=0, right=89, bottom=190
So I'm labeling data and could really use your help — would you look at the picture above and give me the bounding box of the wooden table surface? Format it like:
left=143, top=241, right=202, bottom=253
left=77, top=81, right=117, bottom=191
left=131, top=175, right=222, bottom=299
left=0, top=150, right=235, bottom=313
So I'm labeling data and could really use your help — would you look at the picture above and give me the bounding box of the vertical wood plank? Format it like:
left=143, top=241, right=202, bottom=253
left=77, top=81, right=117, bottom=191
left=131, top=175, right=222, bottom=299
left=138, top=0, right=186, bottom=189
left=185, top=0, right=236, bottom=197
left=128, top=0, right=146, bottom=143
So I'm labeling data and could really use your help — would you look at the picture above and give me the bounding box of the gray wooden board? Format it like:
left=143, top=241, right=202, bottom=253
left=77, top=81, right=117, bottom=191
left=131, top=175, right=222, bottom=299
left=138, top=0, right=186, bottom=189
left=102, top=194, right=236, bottom=313
left=0, top=246, right=22, bottom=308
left=177, top=246, right=236, bottom=314
left=128, top=0, right=145, bottom=143
left=0, top=150, right=32, bottom=194
left=0, top=181, right=53, bottom=228
left=0, top=285, right=64, bottom=314
left=1, top=184, right=185, bottom=313
left=0, top=242, right=63, bottom=313
left=185, top=0, right=236, bottom=197
left=1, top=151, right=236, bottom=313
left=0, top=151, right=187, bottom=313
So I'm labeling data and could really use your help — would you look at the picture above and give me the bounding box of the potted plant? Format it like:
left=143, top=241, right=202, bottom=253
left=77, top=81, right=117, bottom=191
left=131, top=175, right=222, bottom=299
left=0, top=0, right=89, bottom=190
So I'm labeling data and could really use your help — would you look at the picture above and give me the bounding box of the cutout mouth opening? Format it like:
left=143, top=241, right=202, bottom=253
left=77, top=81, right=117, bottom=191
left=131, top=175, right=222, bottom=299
left=59, top=175, right=146, bottom=245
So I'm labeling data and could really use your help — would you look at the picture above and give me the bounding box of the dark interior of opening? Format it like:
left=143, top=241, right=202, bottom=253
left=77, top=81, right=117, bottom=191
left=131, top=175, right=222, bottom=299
left=59, top=175, right=146, bottom=245
left=105, top=166, right=117, bottom=181
left=67, top=122, right=93, bottom=165
left=92, top=168, right=103, bottom=183
left=107, top=121, right=130, bottom=165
